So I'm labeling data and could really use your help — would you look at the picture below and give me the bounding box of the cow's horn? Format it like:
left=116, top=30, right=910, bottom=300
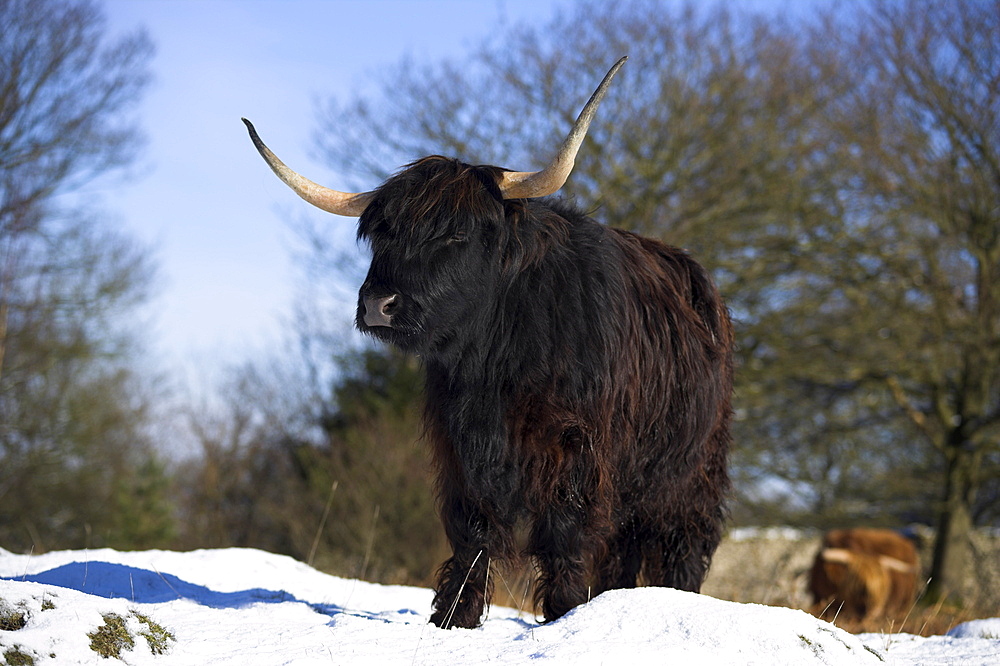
left=242, top=118, right=374, bottom=217
left=498, top=56, right=628, bottom=200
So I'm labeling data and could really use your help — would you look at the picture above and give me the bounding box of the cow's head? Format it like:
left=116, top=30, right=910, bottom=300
left=243, top=57, right=626, bottom=354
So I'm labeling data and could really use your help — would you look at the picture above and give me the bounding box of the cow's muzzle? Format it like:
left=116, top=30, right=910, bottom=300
left=363, top=294, right=398, bottom=327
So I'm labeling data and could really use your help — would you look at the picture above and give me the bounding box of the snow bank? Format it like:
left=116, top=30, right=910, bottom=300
left=0, top=547, right=997, bottom=665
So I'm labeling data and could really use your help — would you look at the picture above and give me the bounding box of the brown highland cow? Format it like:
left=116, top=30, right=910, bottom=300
left=809, top=528, right=920, bottom=622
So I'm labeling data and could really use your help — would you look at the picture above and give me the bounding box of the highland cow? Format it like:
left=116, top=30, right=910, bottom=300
left=809, top=528, right=920, bottom=622
left=243, top=57, right=734, bottom=628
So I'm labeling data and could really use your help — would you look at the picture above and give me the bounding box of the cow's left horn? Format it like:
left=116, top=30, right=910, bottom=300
left=242, top=118, right=374, bottom=217
left=498, top=56, right=628, bottom=200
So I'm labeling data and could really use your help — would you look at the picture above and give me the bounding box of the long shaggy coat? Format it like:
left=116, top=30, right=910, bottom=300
left=356, top=156, right=734, bottom=629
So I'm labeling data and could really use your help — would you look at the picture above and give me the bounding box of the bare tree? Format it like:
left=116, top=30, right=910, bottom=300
left=805, top=0, right=1000, bottom=601
left=0, top=0, right=165, bottom=551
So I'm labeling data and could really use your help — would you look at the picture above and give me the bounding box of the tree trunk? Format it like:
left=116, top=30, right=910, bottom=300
left=926, top=439, right=976, bottom=603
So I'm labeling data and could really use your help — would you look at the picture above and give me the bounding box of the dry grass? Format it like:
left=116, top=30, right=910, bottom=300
left=814, top=600, right=985, bottom=637
left=483, top=527, right=999, bottom=635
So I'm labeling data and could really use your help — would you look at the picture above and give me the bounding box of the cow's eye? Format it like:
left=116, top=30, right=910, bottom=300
left=448, top=230, right=468, bottom=244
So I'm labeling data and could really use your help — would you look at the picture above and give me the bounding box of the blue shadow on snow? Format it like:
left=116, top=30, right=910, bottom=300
left=4, top=561, right=329, bottom=612
left=4, top=560, right=534, bottom=627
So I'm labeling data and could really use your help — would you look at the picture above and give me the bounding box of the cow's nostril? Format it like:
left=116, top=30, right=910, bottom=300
left=364, top=294, right=399, bottom=328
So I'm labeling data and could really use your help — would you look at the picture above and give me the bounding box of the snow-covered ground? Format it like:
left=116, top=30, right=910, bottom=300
left=0, top=547, right=997, bottom=665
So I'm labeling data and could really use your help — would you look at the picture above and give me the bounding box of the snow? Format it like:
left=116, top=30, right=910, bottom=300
left=0, top=547, right=997, bottom=665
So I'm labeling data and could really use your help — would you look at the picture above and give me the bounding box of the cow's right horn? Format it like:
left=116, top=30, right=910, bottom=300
left=242, top=118, right=374, bottom=217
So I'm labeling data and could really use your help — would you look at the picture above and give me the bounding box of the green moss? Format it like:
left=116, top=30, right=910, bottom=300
left=87, top=610, right=174, bottom=659
left=132, top=611, right=175, bottom=655
left=0, top=602, right=27, bottom=632
left=88, top=613, right=135, bottom=659
left=2, top=645, right=35, bottom=666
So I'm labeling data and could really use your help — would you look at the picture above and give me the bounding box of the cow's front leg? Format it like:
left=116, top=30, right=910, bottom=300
left=430, top=549, right=489, bottom=628
left=426, top=391, right=517, bottom=629
left=430, top=496, right=504, bottom=629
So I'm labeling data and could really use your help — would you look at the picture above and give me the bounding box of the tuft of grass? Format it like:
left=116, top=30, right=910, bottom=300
left=0, top=602, right=27, bottom=632
left=863, top=644, right=886, bottom=661
left=39, top=598, right=55, bottom=612
left=87, top=610, right=174, bottom=659
left=132, top=611, right=175, bottom=655
left=798, top=632, right=825, bottom=659
left=2, top=645, right=36, bottom=666
left=88, top=613, right=135, bottom=659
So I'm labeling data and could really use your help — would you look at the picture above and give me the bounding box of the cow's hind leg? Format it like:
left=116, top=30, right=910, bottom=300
left=642, top=507, right=724, bottom=592
left=644, top=430, right=729, bottom=591
left=594, top=523, right=643, bottom=594
left=529, top=503, right=593, bottom=622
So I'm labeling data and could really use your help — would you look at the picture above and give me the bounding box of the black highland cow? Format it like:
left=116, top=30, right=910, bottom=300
left=243, top=57, right=734, bottom=629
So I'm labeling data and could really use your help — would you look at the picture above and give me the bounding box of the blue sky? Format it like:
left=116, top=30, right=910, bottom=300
left=98, top=0, right=565, bottom=374
left=98, top=0, right=808, bottom=379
